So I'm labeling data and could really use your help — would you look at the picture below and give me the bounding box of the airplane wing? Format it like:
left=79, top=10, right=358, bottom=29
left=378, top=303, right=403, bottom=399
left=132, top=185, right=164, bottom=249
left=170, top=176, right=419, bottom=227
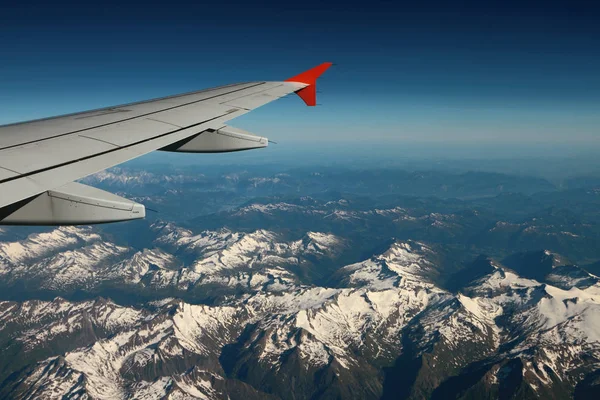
left=0, top=63, right=332, bottom=225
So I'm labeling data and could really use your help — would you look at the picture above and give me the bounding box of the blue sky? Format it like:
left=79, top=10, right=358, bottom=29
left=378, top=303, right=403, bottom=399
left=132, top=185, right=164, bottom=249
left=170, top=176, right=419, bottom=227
left=1, top=0, right=599, bottom=153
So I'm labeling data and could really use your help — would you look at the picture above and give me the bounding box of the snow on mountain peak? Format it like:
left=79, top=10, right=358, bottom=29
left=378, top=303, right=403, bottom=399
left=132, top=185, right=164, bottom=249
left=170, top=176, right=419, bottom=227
left=154, top=223, right=344, bottom=278
left=340, top=240, right=437, bottom=290
left=107, top=248, right=179, bottom=283
left=0, top=226, right=101, bottom=264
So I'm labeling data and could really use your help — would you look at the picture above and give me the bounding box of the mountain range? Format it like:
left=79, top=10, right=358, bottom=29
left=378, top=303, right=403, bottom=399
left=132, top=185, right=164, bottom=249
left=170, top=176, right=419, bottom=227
left=0, top=165, right=599, bottom=399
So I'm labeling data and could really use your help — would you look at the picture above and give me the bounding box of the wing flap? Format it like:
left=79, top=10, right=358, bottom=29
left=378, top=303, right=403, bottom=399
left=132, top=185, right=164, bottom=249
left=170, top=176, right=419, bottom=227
left=161, top=126, right=268, bottom=153
left=0, top=182, right=144, bottom=225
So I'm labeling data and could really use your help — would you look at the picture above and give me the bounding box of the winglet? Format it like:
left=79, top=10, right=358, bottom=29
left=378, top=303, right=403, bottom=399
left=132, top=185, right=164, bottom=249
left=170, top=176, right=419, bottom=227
left=285, top=62, right=333, bottom=106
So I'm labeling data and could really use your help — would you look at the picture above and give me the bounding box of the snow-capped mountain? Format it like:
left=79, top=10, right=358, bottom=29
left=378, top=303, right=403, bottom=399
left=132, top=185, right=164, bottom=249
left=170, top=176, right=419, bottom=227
left=81, top=167, right=204, bottom=188
left=0, top=224, right=346, bottom=302
left=1, top=165, right=600, bottom=399
left=1, top=231, right=599, bottom=399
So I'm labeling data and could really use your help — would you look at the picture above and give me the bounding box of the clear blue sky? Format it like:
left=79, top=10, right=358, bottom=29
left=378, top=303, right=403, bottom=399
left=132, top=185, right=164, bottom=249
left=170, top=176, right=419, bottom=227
left=1, top=0, right=599, bottom=151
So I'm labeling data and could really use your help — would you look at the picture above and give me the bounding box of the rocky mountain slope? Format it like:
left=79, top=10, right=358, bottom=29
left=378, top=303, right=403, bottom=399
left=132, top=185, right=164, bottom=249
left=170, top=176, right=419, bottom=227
left=1, top=166, right=600, bottom=399
left=0, top=228, right=599, bottom=399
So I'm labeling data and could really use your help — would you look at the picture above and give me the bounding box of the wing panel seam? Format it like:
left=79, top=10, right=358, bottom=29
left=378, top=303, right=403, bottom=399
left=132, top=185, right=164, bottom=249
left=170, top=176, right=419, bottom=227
left=145, top=117, right=183, bottom=128
left=219, top=83, right=283, bottom=103
left=0, top=82, right=250, bottom=129
left=78, top=135, right=120, bottom=147
left=0, top=82, right=266, bottom=151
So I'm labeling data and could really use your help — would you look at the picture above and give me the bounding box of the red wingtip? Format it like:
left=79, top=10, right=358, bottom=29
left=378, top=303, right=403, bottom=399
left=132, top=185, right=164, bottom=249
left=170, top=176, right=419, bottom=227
left=285, top=62, right=333, bottom=106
